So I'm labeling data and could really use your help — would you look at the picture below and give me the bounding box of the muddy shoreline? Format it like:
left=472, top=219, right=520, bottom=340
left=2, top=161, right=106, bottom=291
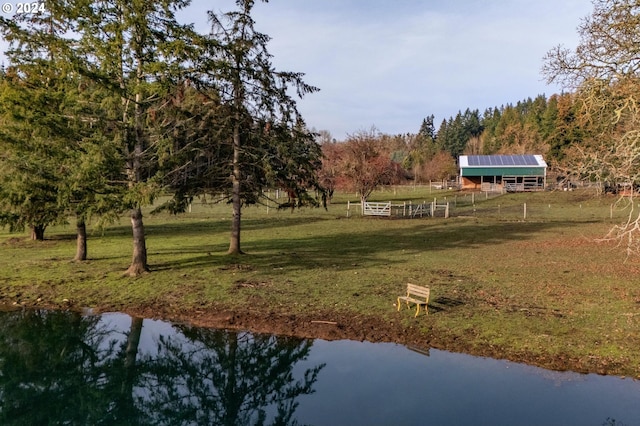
left=122, top=304, right=632, bottom=379
left=2, top=298, right=631, bottom=378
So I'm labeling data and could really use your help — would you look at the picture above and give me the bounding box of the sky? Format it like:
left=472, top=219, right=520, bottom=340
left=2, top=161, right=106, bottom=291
left=183, top=0, right=594, bottom=139
left=1, top=0, right=594, bottom=140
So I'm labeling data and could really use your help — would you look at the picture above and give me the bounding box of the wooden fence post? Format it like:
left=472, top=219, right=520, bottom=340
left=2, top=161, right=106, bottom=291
left=445, top=202, right=450, bottom=218
left=524, top=203, right=527, bottom=220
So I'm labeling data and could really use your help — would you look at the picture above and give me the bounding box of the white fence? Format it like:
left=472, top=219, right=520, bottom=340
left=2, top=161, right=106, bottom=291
left=350, top=200, right=450, bottom=219
left=363, top=202, right=392, bottom=216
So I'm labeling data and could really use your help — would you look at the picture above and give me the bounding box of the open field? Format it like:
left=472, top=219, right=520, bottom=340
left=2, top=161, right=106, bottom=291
left=1, top=186, right=639, bottom=377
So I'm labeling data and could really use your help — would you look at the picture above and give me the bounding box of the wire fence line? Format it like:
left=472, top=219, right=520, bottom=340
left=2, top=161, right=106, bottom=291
left=346, top=190, right=637, bottom=223
left=452, top=201, right=636, bottom=222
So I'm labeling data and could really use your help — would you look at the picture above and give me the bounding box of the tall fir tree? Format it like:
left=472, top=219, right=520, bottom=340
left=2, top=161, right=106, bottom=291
left=0, top=4, right=78, bottom=241
left=71, top=0, right=202, bottom=274
left=195, top=0, right=322, bottom=255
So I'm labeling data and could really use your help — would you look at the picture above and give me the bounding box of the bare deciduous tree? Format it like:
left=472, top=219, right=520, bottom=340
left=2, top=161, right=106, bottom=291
left=543, top=0, right=640, bottom=255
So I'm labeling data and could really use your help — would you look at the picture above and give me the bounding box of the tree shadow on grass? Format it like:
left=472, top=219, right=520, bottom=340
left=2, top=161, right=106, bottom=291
left=148, top=219, right=582, bottom=273
left=94, top=215, right=329, bottom=240
left=245, top=219, right=581, bottom=272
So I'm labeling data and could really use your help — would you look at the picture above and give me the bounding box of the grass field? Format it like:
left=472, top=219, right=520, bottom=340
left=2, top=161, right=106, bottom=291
left=1, top=186, right=639, bottom=376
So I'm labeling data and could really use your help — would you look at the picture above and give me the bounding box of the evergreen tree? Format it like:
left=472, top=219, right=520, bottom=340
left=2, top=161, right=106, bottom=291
left=71, top=0, right=202, bottom=274
left=0, top=68, right=66, bottom=240
left=0, top=4, right=79, bottom=241
left=0, top=2, right=136, bottom=261
left=402, top=117, right=440, bottom=183
left=545, top=93, right=582, bottom=160
left=480, top=107, right=501, bottom=153
left=194, top=0, right=321, bottom=255
left=437, top=109, right=483, bottom=159
left=419, top=114, right=436, bottom=140
left=540, top=95, right=559, bottom=142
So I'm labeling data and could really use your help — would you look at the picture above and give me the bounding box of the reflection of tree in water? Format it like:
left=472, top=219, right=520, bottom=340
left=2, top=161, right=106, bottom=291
left=0, top=310, right=323, bottom=425
left=139, top=327, right=324, bottom=426
left=0, top=309, right=119, bottom=425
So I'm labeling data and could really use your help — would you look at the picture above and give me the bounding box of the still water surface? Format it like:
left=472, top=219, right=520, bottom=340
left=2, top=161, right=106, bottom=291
left=0, top=308, right=638, bottom=425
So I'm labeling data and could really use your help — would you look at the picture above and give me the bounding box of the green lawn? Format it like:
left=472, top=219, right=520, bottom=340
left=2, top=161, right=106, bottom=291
left=1, top=186, right=639, bottom=377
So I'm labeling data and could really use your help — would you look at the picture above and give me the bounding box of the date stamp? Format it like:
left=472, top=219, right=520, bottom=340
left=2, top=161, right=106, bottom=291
left=1, top=2, right=47, bottom=15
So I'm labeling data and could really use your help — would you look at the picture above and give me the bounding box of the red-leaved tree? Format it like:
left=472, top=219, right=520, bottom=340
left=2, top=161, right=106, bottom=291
left=339, top=128, right=397, bottom=206
left=317, top=142, right=343, bottom=202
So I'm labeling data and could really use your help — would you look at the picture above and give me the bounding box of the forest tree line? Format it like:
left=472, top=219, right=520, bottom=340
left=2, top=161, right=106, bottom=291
left=317, top=92, right=584, bottom=195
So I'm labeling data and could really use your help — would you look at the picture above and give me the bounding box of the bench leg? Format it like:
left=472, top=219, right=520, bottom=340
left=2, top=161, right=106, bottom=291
left=416, top=303, right=428, bottom=317
left=400, top=299, right=410, bottom=312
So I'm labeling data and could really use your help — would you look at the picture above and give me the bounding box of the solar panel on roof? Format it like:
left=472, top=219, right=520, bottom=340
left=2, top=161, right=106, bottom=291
left=465, top=155, right=539, bottom=167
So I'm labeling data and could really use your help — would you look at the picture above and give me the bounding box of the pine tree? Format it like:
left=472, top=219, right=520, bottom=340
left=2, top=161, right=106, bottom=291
left=196, top=0, right=321, bottom=255
left=0, top=5, right=78, bottom=241
left=0, top=3, right=127, bottom=258
left=71, top=0, right=202, bottom=274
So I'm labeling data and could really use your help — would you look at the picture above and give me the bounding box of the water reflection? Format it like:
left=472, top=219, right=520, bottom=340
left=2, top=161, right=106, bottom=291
left=0, top=309, right=117, bottom=425
left=0, top=309, right=322, bottom=425
left=139, top=325, right=323, bottom=425
left=0, top=308, right=639, bottom=426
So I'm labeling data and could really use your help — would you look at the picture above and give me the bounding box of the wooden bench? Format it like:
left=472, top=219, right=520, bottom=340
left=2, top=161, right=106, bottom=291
left=397, top=283, right=430, bottom=317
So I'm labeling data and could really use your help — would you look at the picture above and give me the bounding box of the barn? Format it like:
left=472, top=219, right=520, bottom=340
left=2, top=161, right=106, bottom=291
left=458, top=154, right=547, bottom=192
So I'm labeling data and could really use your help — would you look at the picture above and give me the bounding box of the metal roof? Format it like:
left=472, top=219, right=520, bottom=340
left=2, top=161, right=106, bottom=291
left=459, top=155, right=547, bottom=168
left=459, top=155, right=547, bottom=177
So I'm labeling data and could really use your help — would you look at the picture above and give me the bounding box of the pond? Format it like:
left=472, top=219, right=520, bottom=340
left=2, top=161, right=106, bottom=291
left=0, top=308, right=638, bottom=425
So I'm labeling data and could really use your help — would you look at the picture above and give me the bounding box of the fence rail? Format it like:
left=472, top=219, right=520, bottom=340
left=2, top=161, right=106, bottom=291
left=352, top=200, right=450, bottom=219
left=363, top=202, right=392, bottom=217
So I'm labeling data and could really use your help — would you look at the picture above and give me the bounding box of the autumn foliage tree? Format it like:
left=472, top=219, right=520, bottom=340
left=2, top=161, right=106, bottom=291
left=419, top=151, right=457, bottom=182
left=543, top=0, right=640, bottom=254
left=338, top=129, right=398, bottom=207
left=317, top=142, right=342, bottom=201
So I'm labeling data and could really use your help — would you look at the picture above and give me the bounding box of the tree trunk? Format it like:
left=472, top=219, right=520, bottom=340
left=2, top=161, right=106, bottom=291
left=117, top=316, right=143, bottom=421
left=124, top=317, right=143, bottom=370
left=74, top=216, right=87, bottom=261
left=125, top=207, right=149, bottom=276
left=30, top=224, right=45, bottom=241
left=123, top=49, right=150, bottom=276
left=228, top=121, right=244, bottom=255
left=221, top=332, right=241, bottom=425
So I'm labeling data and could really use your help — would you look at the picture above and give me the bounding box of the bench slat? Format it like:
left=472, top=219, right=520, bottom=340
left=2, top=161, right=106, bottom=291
left=406, top=284, right=429, bottom=298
